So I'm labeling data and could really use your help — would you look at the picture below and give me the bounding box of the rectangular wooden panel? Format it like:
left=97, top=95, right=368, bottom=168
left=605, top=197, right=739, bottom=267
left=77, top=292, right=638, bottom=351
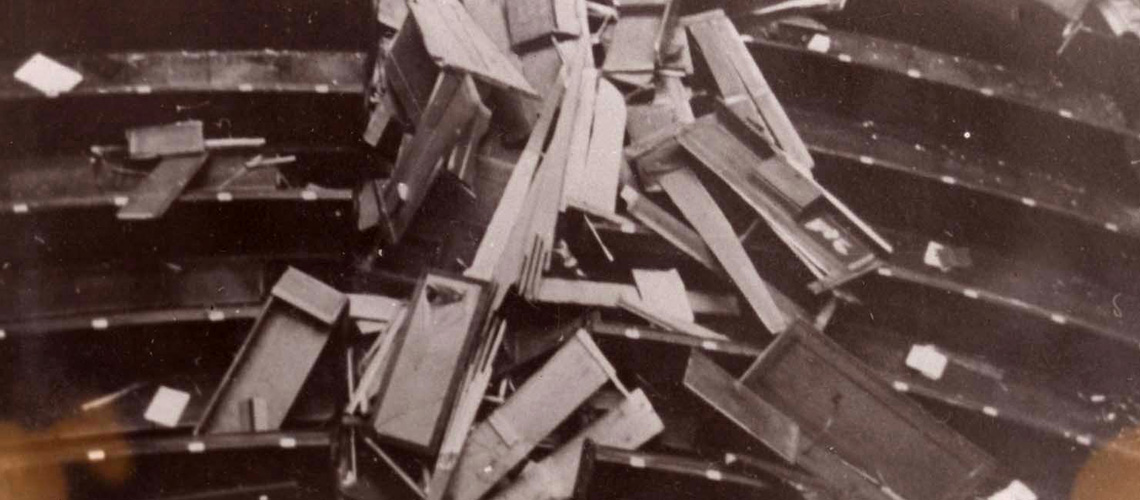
left=196, top=268, right=346, bottom=435
left=371, top=272, right=491, bottom=454
left=740, top=323, right=998, bottom=500
left=447, top=331, right=614, bottom=500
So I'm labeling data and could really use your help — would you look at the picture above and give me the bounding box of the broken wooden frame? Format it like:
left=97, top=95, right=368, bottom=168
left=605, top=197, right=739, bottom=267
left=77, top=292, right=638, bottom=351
left=490, top=388, right=663, bottom=500
left=446, top=330, right=628, bottom=500
left=601, top=0, right=682, bottom=88
left=732, top=323, right=1005, bottom=500
left=196, top=268, right=347, bottom=435
left=369, top=271, right=491, bottom=454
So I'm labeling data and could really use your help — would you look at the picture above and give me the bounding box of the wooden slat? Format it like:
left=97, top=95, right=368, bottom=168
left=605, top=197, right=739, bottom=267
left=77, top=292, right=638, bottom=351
left=684, top=10, right=814, bottom=170
left=572, top=78, right=627, bottom=214
left=534, top=277, right=740, bottom=317
left=410, top=0, right=538, bottom=96
left=655, top=167, right=789, bottom=334
left=116, top=154, right=209, bottom=221
left=271, top=267, right=348, bottom=326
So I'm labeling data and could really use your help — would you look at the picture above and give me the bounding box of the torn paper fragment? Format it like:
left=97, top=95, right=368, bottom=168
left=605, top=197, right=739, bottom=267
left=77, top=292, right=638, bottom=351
left=144, top=386, right=191, bottom=428
left=14, top=53, right=83, bottom=97
left=633, top=269, right=695, bottom=323
left=923, top=241, right=951, bottom=271
left=906, top=344, right=948, bottom=380
left=807, top=34, right=832, bottom=53
left=988, top=480, right=1037, bottom=500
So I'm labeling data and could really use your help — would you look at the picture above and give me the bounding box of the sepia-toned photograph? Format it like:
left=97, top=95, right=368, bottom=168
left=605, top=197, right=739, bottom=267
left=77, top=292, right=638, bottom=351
left=2, top=0, right=1139, bottom=499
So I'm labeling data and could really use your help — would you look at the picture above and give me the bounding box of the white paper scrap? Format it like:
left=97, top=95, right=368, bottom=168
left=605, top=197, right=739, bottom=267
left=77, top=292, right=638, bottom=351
left=905, top=344, right=949, bottom=380
left=15, top=53, right=83, bottom=97
left=144, top=386, right=191, bottom=428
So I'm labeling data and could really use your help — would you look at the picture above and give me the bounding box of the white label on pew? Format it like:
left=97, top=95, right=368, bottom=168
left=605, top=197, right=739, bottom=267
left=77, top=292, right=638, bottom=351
left=988, top=480, right=1037, bottom=500
left=15, top=53, right=83, bottom=97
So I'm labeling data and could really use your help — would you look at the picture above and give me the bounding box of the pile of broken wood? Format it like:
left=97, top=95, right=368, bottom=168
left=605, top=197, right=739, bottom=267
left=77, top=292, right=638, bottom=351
left=7, top=0, right=1140, bottom=499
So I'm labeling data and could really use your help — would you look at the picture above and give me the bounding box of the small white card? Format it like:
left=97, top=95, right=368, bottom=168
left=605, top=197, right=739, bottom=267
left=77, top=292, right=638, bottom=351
left=14, top=53, right=83, bottom=97
left=807, top=34, right=832, bottom=54
left=905, top=344, right=948, bottom=381
left=144, top=386, right=191, bottom=428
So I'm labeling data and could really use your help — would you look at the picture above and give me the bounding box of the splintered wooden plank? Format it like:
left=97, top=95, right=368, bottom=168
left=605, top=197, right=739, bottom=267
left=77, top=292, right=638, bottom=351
left=684, top=10, right=814, bottom=170
left=656, top=168, right=788, bottom=334
left=196, top=268, right=345, bottom=435
left=579, top=445, right=771, bottom=498
left=562, top=69, right=599, bottom=211
left=741, top=323, right=1001, bottom=500
left=447, top=332, right=614, bottom=500
left=619, top=186, right=718, bottom=271
left=379, top=71, right=483, bottom=244
left=683, top=351, right=800, bottom=462
left=378, top=0, right=411, bottom=28
left=116, top=154, right=209, bottom=221
left=491, top=389, right=663, bottom=500
left=572, top=78, right=626, bottom=214
left=371, top=273, right=490, bottom=454
left=410, top=0, right=538, bottom=96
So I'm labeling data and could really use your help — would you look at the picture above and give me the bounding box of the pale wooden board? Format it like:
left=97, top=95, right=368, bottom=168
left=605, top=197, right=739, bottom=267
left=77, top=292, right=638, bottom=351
left=602, top=10, right=662, bottom=74
left=410, top=0, right=537, bottom=96
left=561, top=68, right=598, bottom=211
left=633, top=268, right=696, bottom=323
left=271, top=267, right=348, bottom=325
left=657, top=168, right=788, bottom=334
left=574, top=78, right=626, bottom=214
left=536, top=277, right=738, bottom=316
left=447, top=335, right=610, bottom=500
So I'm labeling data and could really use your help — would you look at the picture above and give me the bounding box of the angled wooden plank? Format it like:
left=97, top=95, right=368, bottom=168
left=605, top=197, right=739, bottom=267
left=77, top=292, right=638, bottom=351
left=578, top=445, right=771, bottom=498
left=683, top=351, right=800, bottom=462
left=196, top=269, right=345, bottom=435
left=632, top=268, right=695, bottom=323
left=571, top=78, right=627, bottom=214
left=386, top=18, right=442, bottom=125
left=507, top=0, right=581, bottom=47
left=535, top=277, right=739, bottom=317
left=371, top=273, right=490, bottom=454
left=741, top=323, right=1004, bottom=500
left=655, top=167, right=789, bottom=334
left=115, top=153, right=210, bottom=221
left=447, top=331, right=615, bottom=500
left=410, top=0, right=537, bottom=96
left=619, top=186, right=718, bottom=271
left=491, top=389, right=663, bottom=500
left=685, top=10, right=814, bottom=170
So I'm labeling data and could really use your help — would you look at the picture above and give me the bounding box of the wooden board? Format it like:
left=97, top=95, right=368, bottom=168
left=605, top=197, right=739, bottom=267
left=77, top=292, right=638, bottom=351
left=371, top=272, right=490, bottom=454
left=632, top=268, right=695, bottom=323
left=572, top=78, right=626, bottom=214
left=534, top=277, right=738, bottom=317
left=740, top=323, right=1000, bottom=500
left=447, top=331, right=615, bottom=500
left=409, top=0, right=538, bottom=96
left=386, top=18, right=442, bottom=126
left=654, top=167, right=789, bottom=334
left=116, top=154, right=209, bottom=221
left=491, top=389, right=663, bottom=500
left=196, top=268, right=346, bottom=435
left=684, top=10, right=814, bottom=170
